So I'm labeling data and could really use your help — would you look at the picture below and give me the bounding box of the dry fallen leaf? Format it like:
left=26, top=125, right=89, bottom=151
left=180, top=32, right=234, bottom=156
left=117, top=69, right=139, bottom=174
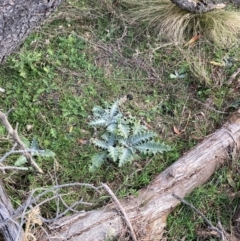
left=185, top=34, right=201, bottom=46
left=190, top=135, right=204, bottom=140
left=78, top=139, right=87, bottom=145
left=173, top=126, right=181, bottom=135
left=26, top=124, right=34, bottom=131
left=209, top=61, right=225, bottom=67
left=142, top=120, right=153, bottom=129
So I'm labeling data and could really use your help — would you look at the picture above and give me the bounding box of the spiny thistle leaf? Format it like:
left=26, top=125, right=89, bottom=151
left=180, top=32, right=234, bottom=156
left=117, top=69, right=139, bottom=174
left=130, top=132, right=156, bottom=145
left=101, top=132, right=110, bottom=141
left=117, top=137, right=128, bottom=147
left=89, top=118, right=107, bottom=127
left=113, top=113, right=123, bottom=121
left=117, top=123, right=130, bottom=138
left=92, top=139, right=109, bottom=149
left=30, top=137, right=39, bottom=150
left=107, top=123, right=118, bottom=133
left=108, top=134, right=116, bottom=146
left=135, top=141, right=171, bottom=155
left=108, top=146, right=119, bottom=162
left=92, top=105, right=105, bottom=117
left=89, top=151, right=108, bottom=172
left=118, top=148, right=134, bottom=167
left=36, top=149, right=56, bottom=157
left=132, top=121, right=147, bottom=135
left=101, top=133, right=116, bottom=146
left=109, top=100, right=120, bottom=118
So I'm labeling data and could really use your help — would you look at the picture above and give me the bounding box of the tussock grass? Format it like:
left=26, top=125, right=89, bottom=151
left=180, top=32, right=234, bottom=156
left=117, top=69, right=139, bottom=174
left=180, top=47, right=213, bottom=86
left=122, top=0, right=240, bottom=46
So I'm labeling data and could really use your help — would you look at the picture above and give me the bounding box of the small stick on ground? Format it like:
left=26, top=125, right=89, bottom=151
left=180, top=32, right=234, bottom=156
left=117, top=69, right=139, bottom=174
left=0, top=164, right=28, bottom=173
left=191, top=98, right=227, bottom=114
left=101, top=183, right=137, bottom=241
left=0, top=110, right=43, bottom=173
left=228, top=67, right=240, bottom=85
left=172, top=193, right=227, bottom=241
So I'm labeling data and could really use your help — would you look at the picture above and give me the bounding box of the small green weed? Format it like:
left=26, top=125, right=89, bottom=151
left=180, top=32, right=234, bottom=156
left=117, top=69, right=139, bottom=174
left=9, top=51, right=43, bottom=79
left=14, top=137, right=55, bottom=167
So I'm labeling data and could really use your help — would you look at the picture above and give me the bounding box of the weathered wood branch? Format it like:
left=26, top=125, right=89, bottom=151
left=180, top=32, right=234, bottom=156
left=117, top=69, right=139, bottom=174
left=0, top=182, right=24, bottom=241
left=42, top=111, right=240, bottom=241
left=0, top=0, right=64, bottom=63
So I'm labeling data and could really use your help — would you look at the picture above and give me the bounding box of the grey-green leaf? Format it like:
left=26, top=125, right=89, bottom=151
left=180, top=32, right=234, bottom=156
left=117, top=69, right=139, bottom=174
left=107, top=123, right=117, bottom=133
left=135, top=141, right=171, bottom=155
left=15, top=155, right=27, bottom=167
left=37, top=149, right=56, bottom=157
left=89, top=118, right=107, bottom=126
left=92, top=106, right=104, bottom=117
left=30, top=137, right=39, bottom=150
left=118, top=148, right=133, bottom=167
left=130, top=132, right=156, bottom=145
left=132, top=122, right=147, bottom=135
left=92, top=139, right=109, bottom=149
left=19, top=135, right=30, bottom=148
left=89, top=151, right=108, bottom=172
left=108, top=146, right=119, bottom=162
left=118, top=123, right=130, bottom=138
left=109, top=101, right=119, bottom=118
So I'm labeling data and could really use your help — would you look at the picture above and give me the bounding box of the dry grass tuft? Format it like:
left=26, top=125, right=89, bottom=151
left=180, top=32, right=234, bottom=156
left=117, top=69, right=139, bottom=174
left=180, top=47, right=213, bottom=86
left=122, top=0, right=240, bottom=46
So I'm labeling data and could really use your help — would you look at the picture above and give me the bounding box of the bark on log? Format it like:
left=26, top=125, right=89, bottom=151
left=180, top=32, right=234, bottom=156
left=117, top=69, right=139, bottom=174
left=0, top=182, right=23, bottom=241
left=0, top=0, right=64, bottom=64
left=43, top=112, right=240, bottom=241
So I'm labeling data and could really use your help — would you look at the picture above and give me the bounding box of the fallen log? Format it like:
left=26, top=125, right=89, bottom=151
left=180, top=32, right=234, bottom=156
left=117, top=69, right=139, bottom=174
left=43, top=111, right=240, bottom=241
left=0, top=182, right=23, bottom=241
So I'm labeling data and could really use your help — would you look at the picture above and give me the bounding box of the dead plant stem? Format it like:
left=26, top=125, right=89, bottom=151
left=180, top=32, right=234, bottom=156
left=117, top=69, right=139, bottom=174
left=101, top=183, right=138, bottom=241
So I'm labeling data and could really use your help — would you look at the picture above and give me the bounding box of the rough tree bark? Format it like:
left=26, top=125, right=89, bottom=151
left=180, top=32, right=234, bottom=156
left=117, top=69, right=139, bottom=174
left=170, top=0, right=227, bottom=13
left=40, top=111, right=240, bottom=241
left=0, top=182, right=23, bottom=241
left=170, top=0, right=240, bottom=13
left=0, top=0, right=64, bottom=64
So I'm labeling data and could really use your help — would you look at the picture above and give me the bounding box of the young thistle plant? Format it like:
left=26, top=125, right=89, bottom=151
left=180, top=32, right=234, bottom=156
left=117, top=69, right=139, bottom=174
left=89, top=99, right=171, bottom=172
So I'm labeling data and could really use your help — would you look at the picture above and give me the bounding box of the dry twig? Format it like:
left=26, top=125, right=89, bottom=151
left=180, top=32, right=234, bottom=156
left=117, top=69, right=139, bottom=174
left=101, top=183, right=137, bottom=241
left=228, top=67, right=240, bottom=85
left=0, top=164, right=28, bottom=173
left=172, top=193, right=227, bottom=241
left=0, top=183, right=101, bottom=230
left=0, top=110, right=43, bottom=173
left=191, top=98, right=227, bottom=114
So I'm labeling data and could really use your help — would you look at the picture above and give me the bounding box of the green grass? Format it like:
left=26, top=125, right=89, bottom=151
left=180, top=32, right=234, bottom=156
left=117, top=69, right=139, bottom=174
left=166, top=165, right=240, bottom=240
left=0, top=0, right=240, bottom=239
